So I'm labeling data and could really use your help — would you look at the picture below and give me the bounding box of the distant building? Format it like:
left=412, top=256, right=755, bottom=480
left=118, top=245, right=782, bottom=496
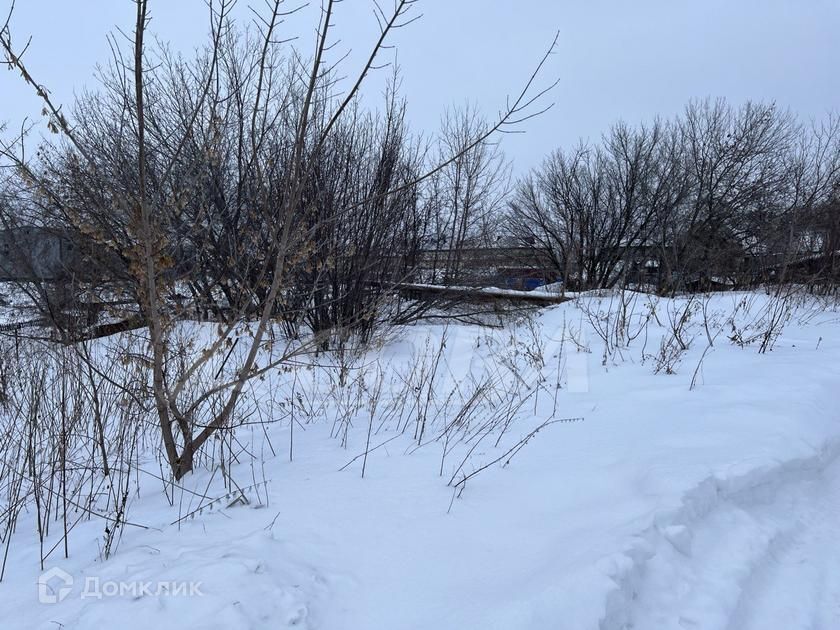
left=416, top=246, right=560, bottom=290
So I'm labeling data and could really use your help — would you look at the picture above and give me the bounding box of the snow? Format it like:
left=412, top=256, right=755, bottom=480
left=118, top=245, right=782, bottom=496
left=619, top=454, right=840, bottom=629
left=1, top=291, right=839, bottom=629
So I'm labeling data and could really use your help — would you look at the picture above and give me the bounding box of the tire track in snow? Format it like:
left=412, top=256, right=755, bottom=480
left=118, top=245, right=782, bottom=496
left=600, top=438, right=840, bottom=630
left=725, top=458, right=840, bottom=630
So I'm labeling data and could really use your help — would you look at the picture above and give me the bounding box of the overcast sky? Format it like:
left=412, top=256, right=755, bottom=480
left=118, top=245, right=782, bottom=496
left=2, top=0, right=839, bottom=173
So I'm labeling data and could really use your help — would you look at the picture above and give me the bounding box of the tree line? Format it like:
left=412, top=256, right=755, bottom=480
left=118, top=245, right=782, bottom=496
left=509, top=101, right=840, bottom=293
left=2, top=45, right=836, bottom=339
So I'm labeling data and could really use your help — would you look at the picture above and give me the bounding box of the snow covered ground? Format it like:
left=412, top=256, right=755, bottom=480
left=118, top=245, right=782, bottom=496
left=1, top=290, right=839, bottom=629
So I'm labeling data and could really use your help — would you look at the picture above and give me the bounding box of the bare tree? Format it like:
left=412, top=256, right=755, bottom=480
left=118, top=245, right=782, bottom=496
left=425, top=105, right=511, bottom=284
left=2, top=0, right=558, bottom=478
left=508, top=121, right=665, bottom=290
left=656, top=100, right=796, bottom=292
